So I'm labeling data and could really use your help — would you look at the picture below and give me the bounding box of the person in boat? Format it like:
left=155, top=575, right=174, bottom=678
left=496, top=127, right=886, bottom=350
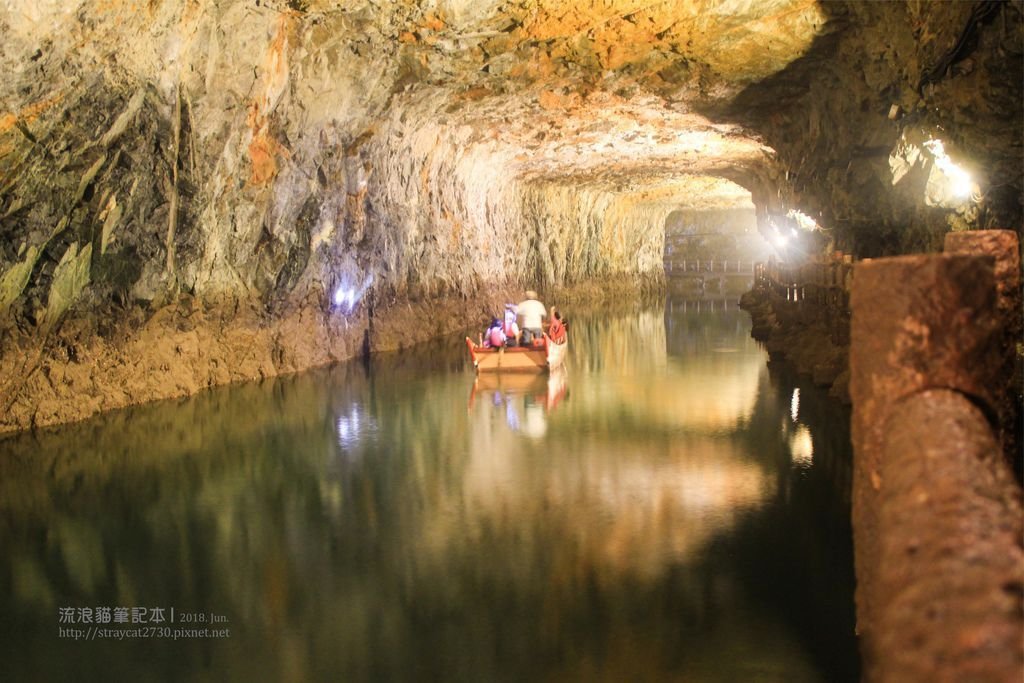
left=516, top=289, right=547, bottom=346
left=502, top=305, right=521, bottom=347
left=548, top=306, right=567, bottom=344
left=483, top=317, right=506, bottom=348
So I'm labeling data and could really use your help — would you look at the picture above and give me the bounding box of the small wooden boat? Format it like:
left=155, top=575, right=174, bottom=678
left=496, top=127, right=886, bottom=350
left=465, top=334, right=567, bottom=372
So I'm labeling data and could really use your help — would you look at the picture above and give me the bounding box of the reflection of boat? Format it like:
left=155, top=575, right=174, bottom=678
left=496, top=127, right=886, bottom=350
left=472, top=373, right=549, bottom=394
left=546, top=366, right=568, bottom=411
left=468, top=367, right=569, bottom=415
left=465, top=335, right=567, bottom=372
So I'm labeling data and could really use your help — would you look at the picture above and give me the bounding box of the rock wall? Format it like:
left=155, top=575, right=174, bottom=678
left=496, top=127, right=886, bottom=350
left=0, top=1, right=1021, bottom=433
left=720, top=1, right=1024, bottom=255
left=1, top=1, right=766, bottom=328
left=0, top=2, right=676, bottom=432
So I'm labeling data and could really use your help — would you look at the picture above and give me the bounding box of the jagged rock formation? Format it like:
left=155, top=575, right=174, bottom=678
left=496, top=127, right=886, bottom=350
left=720, top=1, right=1024, bottom=254
left=0, top=0, right=1021, bottom=431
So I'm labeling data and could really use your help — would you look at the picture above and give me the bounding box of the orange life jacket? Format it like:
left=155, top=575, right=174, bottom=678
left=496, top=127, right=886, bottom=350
left=549, top=318, right=566, bottom=344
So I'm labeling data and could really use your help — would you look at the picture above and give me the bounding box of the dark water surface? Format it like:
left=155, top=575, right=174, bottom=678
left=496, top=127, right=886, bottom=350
left=0, top=299, right=859, bottom=682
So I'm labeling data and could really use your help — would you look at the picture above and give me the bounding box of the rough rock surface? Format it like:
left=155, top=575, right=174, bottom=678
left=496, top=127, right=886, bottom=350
left=0, top=1, right=1021, bottom=432
left=738, top=283, right=850, bottom=402
left=944, top=229, right=1023, bottom=475
left=719, top=1, right=1024, bottom=254
left=0, top=4, right=1022, bottom=680
left=876, top=390, right=1023, bottom=683
left=0, top=276, right=660, bottom=432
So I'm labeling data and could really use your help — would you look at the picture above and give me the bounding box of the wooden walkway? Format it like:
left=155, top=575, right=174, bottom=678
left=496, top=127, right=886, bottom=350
left=754, top=254, right=855, bottom=311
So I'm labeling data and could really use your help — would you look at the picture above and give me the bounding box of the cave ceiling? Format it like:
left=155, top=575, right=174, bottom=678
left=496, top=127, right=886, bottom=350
left=334, top=0, right=830, bottom=199
left=3, top=0, right=831, bottom=208
left=5, top=0, right=1018, bottom=269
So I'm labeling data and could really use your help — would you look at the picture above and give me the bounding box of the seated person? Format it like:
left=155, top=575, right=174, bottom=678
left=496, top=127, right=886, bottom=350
left=516, top=290, right=547, bottom=345
left=483, top=317, right=505, bottom=348
left=548, top=306, right=567, bottom=344
left=502, top=306, right=521, bottom=346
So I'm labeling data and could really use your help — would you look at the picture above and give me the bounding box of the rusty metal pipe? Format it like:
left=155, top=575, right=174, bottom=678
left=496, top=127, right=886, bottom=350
left=876, top=389, right=1023, bottom=682
left=849, top=253, right=1018, bottom=680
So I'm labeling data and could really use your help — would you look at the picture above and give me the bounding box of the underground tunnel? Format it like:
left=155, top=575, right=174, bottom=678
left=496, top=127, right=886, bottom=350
left=0, top=1, right=1021, bottom=680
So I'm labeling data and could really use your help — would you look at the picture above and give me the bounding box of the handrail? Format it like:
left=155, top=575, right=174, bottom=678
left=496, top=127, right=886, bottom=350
left=848, top=252, right=1021, bottom=681
left=665, top=259, right=757, bottom=274
left=754, top=253, right=855, bottom=308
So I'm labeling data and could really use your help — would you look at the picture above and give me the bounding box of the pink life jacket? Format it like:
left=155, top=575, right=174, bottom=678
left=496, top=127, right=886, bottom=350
left=487, top=326, right=504, bottom=348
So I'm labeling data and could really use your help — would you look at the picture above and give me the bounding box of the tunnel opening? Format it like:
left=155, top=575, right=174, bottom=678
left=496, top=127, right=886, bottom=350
left=661, top=178, right=773, bottom=299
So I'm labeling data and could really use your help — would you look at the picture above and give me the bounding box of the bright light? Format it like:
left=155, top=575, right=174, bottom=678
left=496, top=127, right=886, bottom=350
left=332, top=274, right=374, bottom=314
left=786, top=209, right=819, bottom=231
left=790, top=388, right=800, bottom=422
left=333, top=286, right=354, bottom=308
left=923, top=138, right=973, bottom=198
left=772, top=232, right=789, bottom=247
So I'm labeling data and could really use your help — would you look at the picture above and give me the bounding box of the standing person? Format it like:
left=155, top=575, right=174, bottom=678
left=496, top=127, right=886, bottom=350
left=516, top=289, right=547, bottom=345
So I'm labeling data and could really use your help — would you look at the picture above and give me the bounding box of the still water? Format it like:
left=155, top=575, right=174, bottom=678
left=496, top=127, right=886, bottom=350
left=0, top=298, right=859, bottom=682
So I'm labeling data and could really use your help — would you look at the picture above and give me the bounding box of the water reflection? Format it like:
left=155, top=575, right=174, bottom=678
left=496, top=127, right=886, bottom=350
left=468, top=368, right=568, bottom=438
left=0, top=300, right=858, bottom=681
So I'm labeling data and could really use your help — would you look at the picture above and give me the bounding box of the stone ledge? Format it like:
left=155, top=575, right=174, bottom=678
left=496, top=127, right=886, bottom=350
left=739, top=285, right=851, bottom=403
left=0, top=275, right=663, bottom=436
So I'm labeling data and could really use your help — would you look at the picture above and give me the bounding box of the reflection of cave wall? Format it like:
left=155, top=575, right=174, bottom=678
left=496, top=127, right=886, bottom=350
left=0, top=301, right=858, bottom=680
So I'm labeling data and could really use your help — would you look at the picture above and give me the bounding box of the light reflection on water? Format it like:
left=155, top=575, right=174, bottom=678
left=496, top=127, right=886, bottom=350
left=0, top=300, right=858, bottom=682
